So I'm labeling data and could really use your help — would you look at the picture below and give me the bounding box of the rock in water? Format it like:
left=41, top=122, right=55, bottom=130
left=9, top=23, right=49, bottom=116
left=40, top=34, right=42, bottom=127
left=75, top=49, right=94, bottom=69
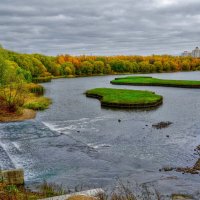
left=152, top=121, right=172, bottom=129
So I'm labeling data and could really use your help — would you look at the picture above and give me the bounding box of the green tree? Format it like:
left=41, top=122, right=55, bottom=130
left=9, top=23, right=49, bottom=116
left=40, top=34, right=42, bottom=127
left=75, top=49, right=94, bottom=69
left=132, top=62, right=139, bottom=73
left=80, top=61, right=94, bottom=75
left=109, top=60, right=126, bottom=72
left=61, top=62, right=75, bottom=75
left=103, top=64, right=112, bottom=74
left=124, top=61, right=133, bottom=72
left=93, top=61, right=104, bottom=74
left=31, top=57, right=47, bottom=77
left=0, top=62, right=26, bottom=112
left=154, top=61, right=163, bottom=72
left=0, top=55, right=6, bottom=86
left=139, top=61, right=150, bottom=73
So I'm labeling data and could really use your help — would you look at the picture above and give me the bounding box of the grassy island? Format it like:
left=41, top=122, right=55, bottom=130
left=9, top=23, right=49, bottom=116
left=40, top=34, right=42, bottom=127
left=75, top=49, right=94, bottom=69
left=111, top=76, right=200, bottom=88
left=85, top=88, right=163, bottom=109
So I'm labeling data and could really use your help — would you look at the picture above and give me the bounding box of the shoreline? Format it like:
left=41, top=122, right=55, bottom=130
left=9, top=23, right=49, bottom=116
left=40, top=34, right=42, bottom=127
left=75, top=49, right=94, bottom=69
left=0, top=109, right=36, bottom=123
left=46, top=71, right=199, bottom=83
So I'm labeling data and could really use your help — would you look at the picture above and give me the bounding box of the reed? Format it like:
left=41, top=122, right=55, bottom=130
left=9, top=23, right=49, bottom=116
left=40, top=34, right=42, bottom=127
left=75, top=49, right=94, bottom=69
left=26, top=83, right=45, bottom=96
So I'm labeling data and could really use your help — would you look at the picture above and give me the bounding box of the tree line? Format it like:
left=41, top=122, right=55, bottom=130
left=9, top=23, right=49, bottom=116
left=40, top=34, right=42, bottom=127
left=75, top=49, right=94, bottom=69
left=1, top=45, right=200, bottom=83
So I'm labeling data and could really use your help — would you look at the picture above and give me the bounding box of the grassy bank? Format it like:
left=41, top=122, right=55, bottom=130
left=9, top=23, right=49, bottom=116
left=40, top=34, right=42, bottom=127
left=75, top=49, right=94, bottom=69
left=32, top=76, right=52, bottom=83
left=24, top=84, right=51, bottom=111
left=111, top=76, right=200, bottom=88
left=23, top=95, right=51, bottom=111
left=85, top=88, right=162, bottom=109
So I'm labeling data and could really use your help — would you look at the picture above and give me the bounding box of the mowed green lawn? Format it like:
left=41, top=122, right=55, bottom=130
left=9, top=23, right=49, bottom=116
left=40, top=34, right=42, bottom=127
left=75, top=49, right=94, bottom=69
left=111, top=76, right=200, bottom=88
left=85, top=88, right=162, bottom=105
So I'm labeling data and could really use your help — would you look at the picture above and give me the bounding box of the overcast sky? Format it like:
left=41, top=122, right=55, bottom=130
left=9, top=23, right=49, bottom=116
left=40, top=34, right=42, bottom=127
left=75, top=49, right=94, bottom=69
left=0, top=0, right=200, bottom=56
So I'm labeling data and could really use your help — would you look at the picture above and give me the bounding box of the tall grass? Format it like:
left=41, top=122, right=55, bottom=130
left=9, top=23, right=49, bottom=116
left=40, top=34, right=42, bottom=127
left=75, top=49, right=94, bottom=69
left=32, top=76, right=52, bottom=83
left=23, top=96, right=51, bottom=110
left=26, top=83, right=45, bottom=96
left=39, top=180, right=70, bottom=197
left=0, top=180, right=70, bottom=200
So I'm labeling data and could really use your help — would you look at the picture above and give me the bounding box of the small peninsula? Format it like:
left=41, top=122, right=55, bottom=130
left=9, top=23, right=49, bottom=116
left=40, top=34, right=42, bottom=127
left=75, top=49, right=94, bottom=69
left=111, top=76, right=200, bottom=88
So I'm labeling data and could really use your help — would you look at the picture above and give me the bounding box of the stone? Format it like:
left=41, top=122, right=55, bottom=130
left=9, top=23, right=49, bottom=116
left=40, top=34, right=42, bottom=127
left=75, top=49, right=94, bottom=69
left=172, top=194, right=194, bottom=200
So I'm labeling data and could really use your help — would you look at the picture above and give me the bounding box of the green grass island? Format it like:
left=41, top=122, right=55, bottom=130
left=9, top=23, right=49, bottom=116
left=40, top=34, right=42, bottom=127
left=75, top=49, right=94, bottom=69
left=85, top=88, right=163, bottom=109
left=111, top=76, right=200, bottom=88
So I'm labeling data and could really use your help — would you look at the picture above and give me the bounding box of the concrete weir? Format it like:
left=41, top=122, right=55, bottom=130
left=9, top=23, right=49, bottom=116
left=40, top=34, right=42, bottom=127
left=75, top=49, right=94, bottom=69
left=0, top=168, right=24, bottom=185
left=39, top=188, right=104, bottom=200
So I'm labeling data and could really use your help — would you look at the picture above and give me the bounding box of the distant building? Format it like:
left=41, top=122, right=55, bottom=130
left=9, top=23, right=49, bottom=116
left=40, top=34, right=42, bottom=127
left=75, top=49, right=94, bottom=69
left=181, top=47, right=200, bottom=58
left=181, top=51, right=191, bottom=57
left=191, top=47, right=200, bottom=58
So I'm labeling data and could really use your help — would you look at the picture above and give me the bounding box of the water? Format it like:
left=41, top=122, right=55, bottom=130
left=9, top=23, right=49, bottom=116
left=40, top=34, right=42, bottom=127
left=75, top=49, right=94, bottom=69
left=1, top=71, right=200, bottom=198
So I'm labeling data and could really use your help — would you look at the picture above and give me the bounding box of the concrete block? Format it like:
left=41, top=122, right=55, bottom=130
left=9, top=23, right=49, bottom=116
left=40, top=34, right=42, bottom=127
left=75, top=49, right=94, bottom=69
left=39, top=188, right=104, bottom=200
left=0, top=169, right=24, bottom=185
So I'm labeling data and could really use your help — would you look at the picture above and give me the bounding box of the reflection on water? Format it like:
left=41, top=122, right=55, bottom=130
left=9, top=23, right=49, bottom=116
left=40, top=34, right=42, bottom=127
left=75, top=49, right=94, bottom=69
left=1, top=71, right=200, bottom=197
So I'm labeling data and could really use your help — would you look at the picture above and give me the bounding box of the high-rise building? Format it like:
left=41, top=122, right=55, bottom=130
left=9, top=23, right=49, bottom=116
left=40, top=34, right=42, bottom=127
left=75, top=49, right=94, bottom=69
left=191, top=47, right=200, bottom=58
left=181, top=47, right=200, bottom=58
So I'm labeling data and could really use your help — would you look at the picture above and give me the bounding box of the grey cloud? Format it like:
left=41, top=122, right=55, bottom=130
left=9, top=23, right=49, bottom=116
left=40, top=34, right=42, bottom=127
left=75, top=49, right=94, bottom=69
left=0, top=0, right=199, bottom=55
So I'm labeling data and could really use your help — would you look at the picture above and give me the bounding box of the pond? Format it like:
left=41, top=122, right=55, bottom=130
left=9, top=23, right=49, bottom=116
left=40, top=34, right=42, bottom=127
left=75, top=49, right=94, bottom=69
left=1, top=71, right=200, bottom=197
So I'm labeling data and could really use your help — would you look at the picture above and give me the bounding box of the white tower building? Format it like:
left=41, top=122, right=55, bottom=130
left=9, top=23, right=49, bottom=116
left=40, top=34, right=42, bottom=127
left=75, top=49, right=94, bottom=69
left=191, top=47, right=200, bottom=58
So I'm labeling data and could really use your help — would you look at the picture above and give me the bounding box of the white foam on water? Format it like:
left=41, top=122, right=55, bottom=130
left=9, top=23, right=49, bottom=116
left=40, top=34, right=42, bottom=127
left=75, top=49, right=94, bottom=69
left=1, top=141, right=41, bottom=181
left=42, top=122, right=61, bottom=132
left=87, top=143, right=111, bottom=149
left=12, top=141, right=21, bottom=151
left=42, top=116, right=112, bottom=135
left=42, top=122, right=71, bottom=134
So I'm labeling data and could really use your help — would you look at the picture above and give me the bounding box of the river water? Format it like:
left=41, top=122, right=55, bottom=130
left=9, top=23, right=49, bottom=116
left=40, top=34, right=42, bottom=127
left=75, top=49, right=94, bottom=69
left=1, top=72, right=200, bottom=198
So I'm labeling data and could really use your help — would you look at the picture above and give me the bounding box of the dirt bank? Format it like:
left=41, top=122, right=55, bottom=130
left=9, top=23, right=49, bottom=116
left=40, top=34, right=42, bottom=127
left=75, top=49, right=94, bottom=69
left=0, top=109, right=36, bottom=123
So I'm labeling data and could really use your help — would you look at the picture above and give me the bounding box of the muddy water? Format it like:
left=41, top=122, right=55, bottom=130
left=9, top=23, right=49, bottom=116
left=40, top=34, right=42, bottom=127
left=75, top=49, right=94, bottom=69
left=1, top=72, right=200, bottom=198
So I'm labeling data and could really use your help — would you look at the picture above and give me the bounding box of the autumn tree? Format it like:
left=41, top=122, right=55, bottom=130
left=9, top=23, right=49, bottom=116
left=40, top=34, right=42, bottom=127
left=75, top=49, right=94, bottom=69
left=154, top=61, right=163, bottom=72
left=182, top=60, right=190, bottom=71
left=139, top=61, right=150, bottom=73
left=163, top=61, right=171, bottom=72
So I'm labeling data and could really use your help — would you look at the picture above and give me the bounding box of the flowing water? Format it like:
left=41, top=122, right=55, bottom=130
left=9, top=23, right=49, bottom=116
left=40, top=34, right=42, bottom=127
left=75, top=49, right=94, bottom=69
left=1, top=72, right=200, bottom=198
